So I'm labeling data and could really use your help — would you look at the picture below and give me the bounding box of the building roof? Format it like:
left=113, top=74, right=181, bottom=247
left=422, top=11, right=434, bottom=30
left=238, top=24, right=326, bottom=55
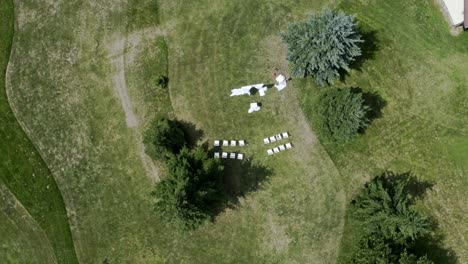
left=442, top=0, right=464, bottom=26
left=465, top=0, right=468, bottom=28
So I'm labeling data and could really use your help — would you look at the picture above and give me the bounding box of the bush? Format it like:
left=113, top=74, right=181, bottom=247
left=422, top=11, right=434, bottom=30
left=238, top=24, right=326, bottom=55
left=281, top=8, right=363, bottom=86
left=151, top=147, right=224, bottom=228
left=319, top=88, right=369, bottom=142
left=144, top=118, right=186, bottom=160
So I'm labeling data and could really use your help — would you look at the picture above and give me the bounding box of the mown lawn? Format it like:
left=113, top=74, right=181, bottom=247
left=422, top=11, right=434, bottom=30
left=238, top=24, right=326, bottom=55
left=0, top=1, right=78, bottom=263
left=4, top=0, right=468, bottom=263
left=298, top=0, right=468, bottom=261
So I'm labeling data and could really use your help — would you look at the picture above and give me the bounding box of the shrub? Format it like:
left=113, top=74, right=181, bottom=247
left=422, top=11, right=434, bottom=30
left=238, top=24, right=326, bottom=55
left=151, top=147, right=224, bottom=228
left=281, top=8, right=363, bottom=86
left=144, top=118, right=186, bottom=160
left=319, top=88, right=369, bottom=142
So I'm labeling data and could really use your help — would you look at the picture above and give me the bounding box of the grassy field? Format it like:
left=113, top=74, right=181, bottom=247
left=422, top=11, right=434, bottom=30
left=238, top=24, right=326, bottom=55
left=0, top=1, right=78, bottom=263
left=3, top=0, right=468, bottom=263
left=298, top=0, right=468, bottom=261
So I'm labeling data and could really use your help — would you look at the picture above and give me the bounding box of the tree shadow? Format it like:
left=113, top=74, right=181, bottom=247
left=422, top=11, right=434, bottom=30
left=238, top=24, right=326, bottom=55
left=413, top=221, right=458, bottom=263
left=221, top=157, right=273, bottom=205
left=377, top=171, right=434, bottom=202
left=350, top=87, right=387, bottom=128
left=339, top=28, right=379, bottom=81
left=178, top=120, right=204, bottom=149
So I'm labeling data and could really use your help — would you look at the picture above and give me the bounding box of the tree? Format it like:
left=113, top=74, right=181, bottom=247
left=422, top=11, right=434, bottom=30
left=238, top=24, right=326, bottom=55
left=348, top=172, right=433, bottom=264
left=352, top=172, right=430, bottom=243
left=319, top=88, right=369, bottom=142
left=152, top=147, right=224, bottom=228
left=281, top=8, right=363, bottom=86
left=144, top=118, right=186, bottom=160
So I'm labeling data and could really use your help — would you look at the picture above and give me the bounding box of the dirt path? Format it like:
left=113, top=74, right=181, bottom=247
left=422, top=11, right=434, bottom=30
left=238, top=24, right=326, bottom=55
left=107, top=34, right=159, bottom=181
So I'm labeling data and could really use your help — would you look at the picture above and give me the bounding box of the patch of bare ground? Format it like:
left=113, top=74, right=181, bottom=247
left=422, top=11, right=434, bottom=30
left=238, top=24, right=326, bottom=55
left=106, top=28, right=166, bottom=182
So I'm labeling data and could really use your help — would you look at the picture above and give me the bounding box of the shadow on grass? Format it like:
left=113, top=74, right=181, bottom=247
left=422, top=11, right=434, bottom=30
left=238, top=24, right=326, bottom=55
left=376, top=171, right=433, bottom=201
left=179, top=120, right=204, bottom=149
left=350, top=87, right=387, bottom=130
left=339, top=28, right=379, bottom=81
left=414, top=228, right=458, bottom=264
left=221, top=157, right=273, bottom=205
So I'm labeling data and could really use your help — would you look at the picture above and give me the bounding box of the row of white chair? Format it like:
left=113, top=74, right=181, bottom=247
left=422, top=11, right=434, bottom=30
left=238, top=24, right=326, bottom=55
left=214, top=152, right=244, bottom=160
left=214, top=140, right=246, bottom=147
left=264, top=132, right=289, bottom=144
left=267, top=143, right=293, bottom=155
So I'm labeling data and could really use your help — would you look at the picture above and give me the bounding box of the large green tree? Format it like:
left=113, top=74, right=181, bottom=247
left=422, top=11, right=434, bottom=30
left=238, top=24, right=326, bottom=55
left=349, top=172, right=433, bottom=264
left=319, top=88, right=369, bottom=142
left=282, top=8, right=363, bottom=85
left=152, top=147, right=224, bottom=228
left=144, top=118, right=186, bottom=160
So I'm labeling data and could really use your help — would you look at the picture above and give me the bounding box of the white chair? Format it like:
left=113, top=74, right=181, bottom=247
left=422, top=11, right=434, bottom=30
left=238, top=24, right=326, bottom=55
left=214, top=152, right=220, bottom=158
left=285, top=143, right=292, bottom=149
left=275, top=134, right=282, bottom=140
left=230, top=140, right=236, bottom=146
left=267, top=149, right=274, bottom=155
left=279, top=145, right=286, bottom=151
left=264, top=138, right=270, bottom=144
left=282, top=132, right=289, bottom=138
left=230, top=153, right=236, bottom=159
left=222, top=152, right=228, bottom=158
left=239, top=140, right=245, bottom=146
left=273, top=147, right=280, bottom=153
left=214, top=140, right=220, bottom=146
left=269, top=136, right=276, bottom=143
left=223, top=140, right=229, bottom=147
left=237, top=153, right=244, bottom=160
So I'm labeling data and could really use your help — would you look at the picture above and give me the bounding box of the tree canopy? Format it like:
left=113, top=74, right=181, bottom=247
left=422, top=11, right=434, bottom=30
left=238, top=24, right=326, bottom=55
left=144, top=118, right=187, bottom=160
left=349, top=172, right=433, bottom=264
left=152, top=147, right=224, bottom=228
left=319, top=88, right=369, bottom=142
left=281, top=8, right=363, bottom=86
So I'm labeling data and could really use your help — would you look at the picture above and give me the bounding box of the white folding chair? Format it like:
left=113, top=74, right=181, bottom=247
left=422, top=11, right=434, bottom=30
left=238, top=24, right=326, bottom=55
left=273, top=147, right=280, bottom=153
left=267, top=149, right=274, bottom=155
left=282, top=132, right=289, bottom=138
left=222, top=152, right=228, bottom=158
left=279, top=145, right=286, bottom=151
left=269, top=136, right=276, bottom=143
left=275, top=134, right=282, bottom=140
left=214, top=152, right=220, bottom=158
left=223, top=140, right=229, bottom=147
left=264, top=138, right=270, bottom=144
left=237, top=153, right=244, bottom=160
left=230, top=140, right=236, bottom=146
left=285, top=143, right=292, bottom=149
left=214, top=140, right=220, bottom=146
left=230, top=153, right=236, bottom=159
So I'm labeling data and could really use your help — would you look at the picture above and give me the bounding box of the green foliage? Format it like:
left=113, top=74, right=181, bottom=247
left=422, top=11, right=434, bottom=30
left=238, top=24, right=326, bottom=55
left=348, top=172, right=433, bottom=264
left=352, top=172, right=430, bottom=243
left=152, top=147, right=224, bottom=228
left=144, top=118, right=186, bottom=160
left=281, top=8, right=363, bottom=85
left=319, top=88, right=369, bottom=142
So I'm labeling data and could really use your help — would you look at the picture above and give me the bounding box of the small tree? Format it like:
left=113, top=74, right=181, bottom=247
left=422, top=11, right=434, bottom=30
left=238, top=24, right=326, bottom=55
left=144, top=118, right=186, bottom=160
left=319, top=88, right=369, bottom=142
left=152, top=147, right=224, bottom=228
left=281, top=8, right=363, bottom=85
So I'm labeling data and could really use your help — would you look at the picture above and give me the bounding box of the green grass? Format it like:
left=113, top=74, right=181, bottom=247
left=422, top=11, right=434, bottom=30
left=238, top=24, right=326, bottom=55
left=4, top=0, right=468, bottom=262
left=0, top=1, right=78, bottom=263
left=297, top=0, right=468, bottom=261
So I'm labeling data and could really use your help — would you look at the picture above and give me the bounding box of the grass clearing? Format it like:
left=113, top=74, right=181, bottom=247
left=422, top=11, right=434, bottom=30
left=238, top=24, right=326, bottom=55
left=0, top=0, right=78, bottom=262
left=4, top=0, right=468, bottom=262
left=298, top=0, right=468, bottom=261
